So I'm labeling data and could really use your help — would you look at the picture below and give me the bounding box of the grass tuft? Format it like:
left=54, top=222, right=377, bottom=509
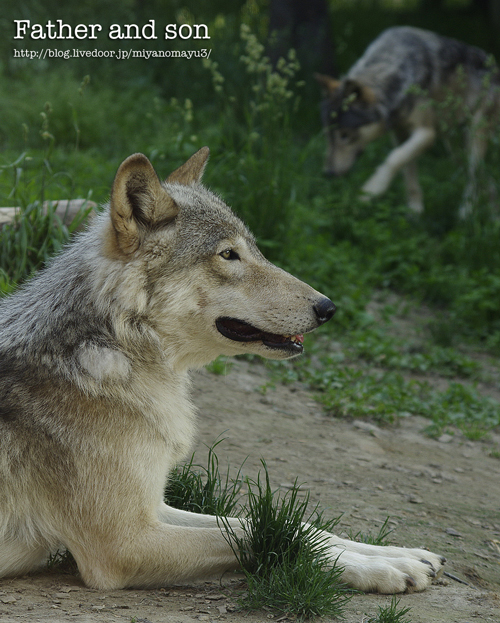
left=46, top=549, right=78, bottom=575
left=348, top=516, right=394, bottom=546
left=164, top=438, right=242, bottom=517
left=223, top=462, right=351, bottom=620
left=364, top=596, right=412, bottom=623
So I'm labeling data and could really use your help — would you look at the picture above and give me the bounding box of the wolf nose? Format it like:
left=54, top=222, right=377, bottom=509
left=313, top=297, right=336, bottom=325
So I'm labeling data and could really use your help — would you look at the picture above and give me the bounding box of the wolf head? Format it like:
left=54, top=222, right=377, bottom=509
left=315, top=74, right=385, bottom=176
left=102, top=148, right=335, bottom=371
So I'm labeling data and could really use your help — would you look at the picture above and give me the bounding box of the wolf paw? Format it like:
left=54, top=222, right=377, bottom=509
left=325, top=538, right=445, bottom=594
left=333, top=551, right=442, bottom=593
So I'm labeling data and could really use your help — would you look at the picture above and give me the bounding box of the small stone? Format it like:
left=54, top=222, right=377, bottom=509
left=445, top=528, right=463, bottom=537
left=408, top=494, right=423, bottom=504
left=438, top=434, right=453, bottom=444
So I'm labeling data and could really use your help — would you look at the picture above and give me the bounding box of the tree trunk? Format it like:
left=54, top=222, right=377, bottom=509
left=268, top=0, right=336, bottom=76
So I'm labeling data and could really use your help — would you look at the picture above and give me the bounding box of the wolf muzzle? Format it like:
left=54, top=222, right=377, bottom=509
left=215, top=296, right=335, bottom=356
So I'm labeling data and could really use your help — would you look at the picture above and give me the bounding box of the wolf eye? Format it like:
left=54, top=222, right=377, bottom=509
left=219, top=249, right=240, bottom=260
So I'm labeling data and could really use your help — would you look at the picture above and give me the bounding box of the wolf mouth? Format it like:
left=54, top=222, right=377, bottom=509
left=215, top=317, right=304, bottom=354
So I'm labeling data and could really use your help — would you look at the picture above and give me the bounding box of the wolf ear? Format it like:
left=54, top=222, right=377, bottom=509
left=109, top=153, right=178, bottom=255
left=343, top=79, right=377, bottom=105
left=166, top=146, right=210, bottom=185
left=314, top=73, right=341, bottom=96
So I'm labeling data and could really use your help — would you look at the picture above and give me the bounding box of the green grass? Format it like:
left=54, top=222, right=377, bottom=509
left=162, top=445, right=414, bottom=620
left=222, top=462, right=351, bottom=620
left=205, top=356, right=234, bottom=376
left=489, top=447, right=500, bottom=460
left=0, top=197, right=92, bottom=287
left=364, top=597, right=412, bottom=623
left=46, top=548, right=78, bottom=575
left=165, top=439, right=242, bottom=517
left=345, top=326, right=481, bottom=379
left=348, top=516, right=394, bottom=546
left=266, top=352, right=500, bottom=439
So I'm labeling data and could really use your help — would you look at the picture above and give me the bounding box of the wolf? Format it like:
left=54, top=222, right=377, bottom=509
left=0, top=148, right=445, bottom=593
left=316, top=26, right=500, bottom=216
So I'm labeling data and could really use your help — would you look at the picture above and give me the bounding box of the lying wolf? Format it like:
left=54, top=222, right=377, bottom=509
left=316, top=26, right=499, bottom=215
left=0, top=148, right=445, bottom=592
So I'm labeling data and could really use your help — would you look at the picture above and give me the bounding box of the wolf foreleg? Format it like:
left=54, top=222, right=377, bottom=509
left=361, top=127, right=436, bottom=201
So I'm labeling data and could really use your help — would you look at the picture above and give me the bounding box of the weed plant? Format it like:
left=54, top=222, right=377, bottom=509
left=222, top=462, right=351, bottom=620
left=348, top=517, right=394, bottom=545
left=0, top=111, right=93, bottom=288
left=344, top=326, right=482, bottom=378
left=270, top=354, right=500, bottom=438
left=205, top=356, right=233, bottom=376
left=46, top=549, right=78, bottom=575
left=165, top=439, right=242, bottom=517
left=364, top=597, right=412, bottom=623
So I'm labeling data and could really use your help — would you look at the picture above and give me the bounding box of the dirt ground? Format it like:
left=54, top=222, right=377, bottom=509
left=0, top=359, right=499, bottom=623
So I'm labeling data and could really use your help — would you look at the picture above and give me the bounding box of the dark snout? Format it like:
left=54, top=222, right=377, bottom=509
left=313, top=297, right=336, bottom=325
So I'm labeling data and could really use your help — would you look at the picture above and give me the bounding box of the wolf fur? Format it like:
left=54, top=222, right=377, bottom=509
left=316, top=26, right=500, bottom=216
left=0, top=148, right=445, bottom=593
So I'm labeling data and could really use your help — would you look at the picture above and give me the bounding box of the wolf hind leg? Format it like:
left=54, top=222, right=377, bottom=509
left=0, top=539, right=49, bottom=578
left=391, top=129, right=424, bottom=214
left=402, top=159, right=424, bottom=214
left=460, top=107, right=490, bottom=218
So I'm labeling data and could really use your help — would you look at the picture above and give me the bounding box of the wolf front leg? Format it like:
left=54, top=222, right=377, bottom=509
left=68, top=519, right=244, bottom=590
left=361, top=126, right=436, bottom=203
left=158, top=502, right=246, bottom=530
left=153, top=508, right=445, bottom=594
